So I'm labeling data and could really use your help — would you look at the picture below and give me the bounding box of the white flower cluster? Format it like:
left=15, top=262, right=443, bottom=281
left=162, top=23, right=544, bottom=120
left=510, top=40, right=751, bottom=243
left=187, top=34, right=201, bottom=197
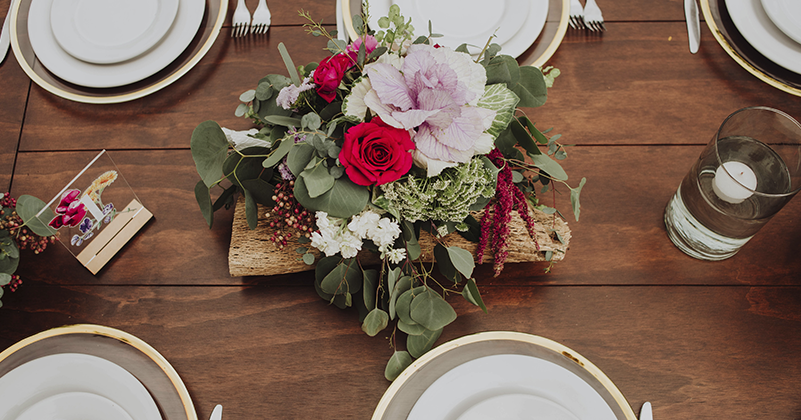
left=310, top=210, right=407, bottom=264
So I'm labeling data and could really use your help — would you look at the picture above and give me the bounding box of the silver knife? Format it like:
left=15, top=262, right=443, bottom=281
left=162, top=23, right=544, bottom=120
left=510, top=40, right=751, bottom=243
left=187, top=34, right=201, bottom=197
left=0, top=0, right=14, bottom=63
left=640, top=401, right=653, bottom=420
left=684, top=0, right=700, bottom=54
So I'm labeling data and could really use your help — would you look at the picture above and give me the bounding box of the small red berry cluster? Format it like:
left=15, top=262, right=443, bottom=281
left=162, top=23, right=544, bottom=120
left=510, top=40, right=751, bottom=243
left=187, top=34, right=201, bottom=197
left=267, top=181, right=314, bottom=250
left=0, top=192, right=56, bottom=254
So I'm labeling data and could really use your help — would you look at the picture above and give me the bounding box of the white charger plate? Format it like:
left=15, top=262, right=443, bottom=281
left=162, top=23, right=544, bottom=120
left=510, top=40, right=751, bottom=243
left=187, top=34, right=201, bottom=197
left=16, top=392, right=134, bottom=420
left=367, top=0, right=548, bottom=58
left=50, top=0, right=180, bottom=64
left=408, top=354, right=616, bottom=419
left=27, top=0, right=204, bottom=87
left=760, top=0, right=801, bottom=45
left=0, top=353, right=161, bottom=420
left=726, top=0, right=801, bottom=74
left=372, top=332, right=637, bottom=420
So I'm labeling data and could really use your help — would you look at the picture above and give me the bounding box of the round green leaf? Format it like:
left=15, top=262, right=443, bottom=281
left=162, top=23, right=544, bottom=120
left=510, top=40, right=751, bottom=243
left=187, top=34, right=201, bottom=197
left=396, top=286, right=424, bottom=326
left=0, top=272, right=11, bottom=286
left=397, top=320, right=426, bottom=336
left=410, top=289, right=457, bottom=331
left=16, top=195, right=56, bottom=237
left=191, top=121, right=229, bottom=188
left=361, top=308, right=389, bottom=336
left=407, top=328, right=443, bottom=358
left=294, top=176, right=369, bottom=219
left=446, top=246, right=475, bottom=279
left=302, top=253, right=315, bottom=265
left=385, top=351, right=413, bottom=381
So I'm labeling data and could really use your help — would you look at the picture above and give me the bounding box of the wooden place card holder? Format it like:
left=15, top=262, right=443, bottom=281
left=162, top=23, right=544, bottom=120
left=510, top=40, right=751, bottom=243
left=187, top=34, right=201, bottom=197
left=35, top=150, right=153, bottom=274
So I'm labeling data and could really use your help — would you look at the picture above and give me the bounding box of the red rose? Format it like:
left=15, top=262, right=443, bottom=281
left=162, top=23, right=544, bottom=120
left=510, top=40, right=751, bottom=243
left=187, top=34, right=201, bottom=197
left=313, top=54, right=354, bottom=103
left=340, top=118, right=415, bottom=186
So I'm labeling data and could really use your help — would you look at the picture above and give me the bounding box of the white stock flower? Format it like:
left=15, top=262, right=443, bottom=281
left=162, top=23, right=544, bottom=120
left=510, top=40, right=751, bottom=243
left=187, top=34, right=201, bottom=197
left=385, top=248, right=407, bottom=264
left=338, top=231, right=363, bottom=259
left=370, top=218, right=401, bottom=248
left=347, top=210, right=381, bottom=239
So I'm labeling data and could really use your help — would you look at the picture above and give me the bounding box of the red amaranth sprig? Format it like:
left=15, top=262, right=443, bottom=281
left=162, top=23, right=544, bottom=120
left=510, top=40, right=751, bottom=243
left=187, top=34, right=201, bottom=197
left=477, top=149, right=540, bottom=276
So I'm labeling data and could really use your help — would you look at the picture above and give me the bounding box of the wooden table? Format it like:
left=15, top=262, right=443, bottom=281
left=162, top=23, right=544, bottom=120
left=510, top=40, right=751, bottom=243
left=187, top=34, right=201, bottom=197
left=2, top=0, right=801, bottom=418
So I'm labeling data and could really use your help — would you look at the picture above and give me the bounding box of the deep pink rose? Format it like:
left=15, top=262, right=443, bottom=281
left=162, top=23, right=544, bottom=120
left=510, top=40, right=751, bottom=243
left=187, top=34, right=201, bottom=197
left=313, top=54, right=354, bottom=103
left=340, top=118, right=415, bottom=186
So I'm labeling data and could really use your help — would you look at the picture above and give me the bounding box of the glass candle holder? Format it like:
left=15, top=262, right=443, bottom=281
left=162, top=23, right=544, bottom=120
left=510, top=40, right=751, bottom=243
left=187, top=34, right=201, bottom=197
left=664, top=106, right=801, bottom=260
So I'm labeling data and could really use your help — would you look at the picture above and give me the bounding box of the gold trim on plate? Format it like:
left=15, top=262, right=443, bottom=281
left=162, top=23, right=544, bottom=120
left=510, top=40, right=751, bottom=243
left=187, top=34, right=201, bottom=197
left=372, top=331, right=637, bottom=420
left=701, top=0, right=801, bottom=97
left=0, top=324, right=197, bottom=420
left=8, top=0, right=228, bottom=104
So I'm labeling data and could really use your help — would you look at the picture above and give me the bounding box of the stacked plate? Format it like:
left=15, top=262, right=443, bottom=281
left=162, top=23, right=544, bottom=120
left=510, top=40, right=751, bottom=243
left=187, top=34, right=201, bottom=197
left=0, top=325, right=197, bottom=420
left=9, top=0, right=227, bottom=103
left=372, top=332, right=638, bottom=420
left=366, top=0, right=549, bottom=58
left=703, top=0, right=801, bottom=96
left=344, top=0, right=568, bottom=66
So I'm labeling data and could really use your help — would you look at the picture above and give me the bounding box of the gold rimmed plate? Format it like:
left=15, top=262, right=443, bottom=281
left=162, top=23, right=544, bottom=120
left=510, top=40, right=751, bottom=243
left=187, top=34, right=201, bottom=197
left=343, top=0, right=568, bottom=68
left=0, top=324, right=197, bottom=420
left=9, top=0, right=227, bottom=104
left=702, top=0, right=801, bottom=97
left=372, top=331, right=637, bottom=420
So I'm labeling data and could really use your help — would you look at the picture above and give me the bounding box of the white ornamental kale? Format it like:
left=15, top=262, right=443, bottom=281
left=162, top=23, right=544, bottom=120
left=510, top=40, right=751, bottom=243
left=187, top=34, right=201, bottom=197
left=352, top=44, right=497, bottom=177
left=310, top=210, right=405, bottom=262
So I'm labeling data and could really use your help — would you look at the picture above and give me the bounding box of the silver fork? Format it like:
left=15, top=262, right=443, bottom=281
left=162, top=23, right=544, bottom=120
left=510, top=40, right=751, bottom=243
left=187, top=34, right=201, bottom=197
left=251, top=0, right=271, bottom=34
left=568, top=0, right=585, bottom=29
left=583, top=0, right=606, bottom=31
left=232, top=0, right=251, bottom=37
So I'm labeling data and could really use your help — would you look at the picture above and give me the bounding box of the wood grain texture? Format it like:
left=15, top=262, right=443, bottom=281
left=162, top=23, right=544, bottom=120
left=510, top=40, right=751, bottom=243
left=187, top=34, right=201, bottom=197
left=2, top=285, right=801, bottom=419
left=4, top=2, right=801, bottom=419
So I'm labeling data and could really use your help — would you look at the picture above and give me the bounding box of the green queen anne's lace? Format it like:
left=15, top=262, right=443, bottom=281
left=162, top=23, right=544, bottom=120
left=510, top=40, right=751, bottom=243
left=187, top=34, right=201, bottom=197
left=380, top=157, right=496, bottom=223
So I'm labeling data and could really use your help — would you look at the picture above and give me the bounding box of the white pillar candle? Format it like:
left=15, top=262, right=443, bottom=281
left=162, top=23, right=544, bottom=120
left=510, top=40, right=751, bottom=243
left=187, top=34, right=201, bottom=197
left=712, top=161, right=757, bottom=204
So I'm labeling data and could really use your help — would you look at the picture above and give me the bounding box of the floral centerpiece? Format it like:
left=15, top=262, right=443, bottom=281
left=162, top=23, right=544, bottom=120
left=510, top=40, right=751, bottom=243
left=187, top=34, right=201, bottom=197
left=191, top=4, right=585, bottom=379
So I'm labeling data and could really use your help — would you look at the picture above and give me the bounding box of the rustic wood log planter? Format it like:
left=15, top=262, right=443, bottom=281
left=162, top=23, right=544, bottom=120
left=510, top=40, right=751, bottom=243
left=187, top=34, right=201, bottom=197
left=228, top=198, right=571, bottom=277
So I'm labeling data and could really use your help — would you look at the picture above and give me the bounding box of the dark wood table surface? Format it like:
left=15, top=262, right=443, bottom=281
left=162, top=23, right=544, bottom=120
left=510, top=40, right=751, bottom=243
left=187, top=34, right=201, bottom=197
left=2, top=0, right=801, bottom=418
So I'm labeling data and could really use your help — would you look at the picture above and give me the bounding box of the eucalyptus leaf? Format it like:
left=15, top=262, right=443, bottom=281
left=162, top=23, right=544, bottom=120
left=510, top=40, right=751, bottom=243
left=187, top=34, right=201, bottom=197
left=396, top=286, right=425, bottom=326
left=570, top=177, right=587, bottom=221
left=462, top=278, right=488, bottom=313
left=433, top=244, right=459, bottom=282
left=385, top=351, right=412, bottom=381
left=277, top=42, right=301, bottom=86
left=388, top=267, right=401, bottom=293
left=240, top=178, right=275, bottom=206
left=361, top=308, right=389, bottom=336
left=287, top=143, right=315, bottom=176
left=300, top=161, right=336, bottom=198
left=407, top=328, right=443, bottom=358
left=511, top=117, right=541, bottom=156
left=255, top=82, right=274, bottom=101
left=262, top=137, right=296, bottom=169
left=0, top=241, right=20, bottom=274
left=398, top=320, right=427, bottom=336
left=0, top=235, right=19, bottom=259
left=302, top=253, right=315, bottom=265
left=294, top=176, right=369, bottom=219
left=511, top=66, right=548, bottom=108
left=410, top=289, right=457, bottom=331
left=529, top=153, right=568, bottom=181
left=301, top=113, right=322, bottom=131
left=263, top=115, right=302, bottom=128
left=191, top=121, right=229, bottom=187
left=239, top=89, right=256, bottom=102
left=321, top=258, right=362, bottom=295
left=512, top=171, right=524, bottom=183
left=234, top=103, right=248, bottom=118
left=455, top=43, right=469, bottom=54
left=446, top=246, right=474, bottom=279
left=485, top=55, right=519, bottom=86
left=194, top=181, right=214, bottom=228
left=363, top=269, right=378, bottom=310
left=0, top=272, right=10, bottom=287
left=16, top=195, right=56, bottom=237
left=222, top=147, right=271, bottom=188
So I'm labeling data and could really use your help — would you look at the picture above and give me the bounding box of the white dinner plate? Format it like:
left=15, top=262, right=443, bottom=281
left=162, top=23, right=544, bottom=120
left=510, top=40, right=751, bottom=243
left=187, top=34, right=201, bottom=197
left=16, top=392, right=135, bottom=420
left=408, top=354, right=616, bottom=419
left=27, top=0, right=204, bottom=87
left=726, top=0, right=801, bottom=74
left=760, top=0, right=801, bottom=45
left=372, top=332, right=637, bottom=420
left=368, top=0, right=548, bottom=58
left=50, top=0, right=180, bottom=64
left=0, top=353, right=162, bottom=420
